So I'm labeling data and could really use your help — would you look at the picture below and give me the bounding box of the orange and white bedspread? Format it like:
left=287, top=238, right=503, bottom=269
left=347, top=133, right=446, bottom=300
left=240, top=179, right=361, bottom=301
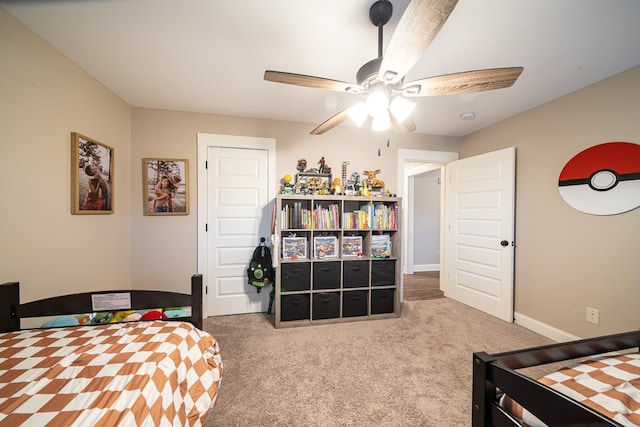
left=501, top=352, right=640, bottom=427
left=0, top=321, right=222, bottom=427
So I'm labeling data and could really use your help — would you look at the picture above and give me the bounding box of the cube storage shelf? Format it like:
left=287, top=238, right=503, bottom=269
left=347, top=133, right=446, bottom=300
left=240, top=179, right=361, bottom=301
left=274, top=194, right=402, bottom=328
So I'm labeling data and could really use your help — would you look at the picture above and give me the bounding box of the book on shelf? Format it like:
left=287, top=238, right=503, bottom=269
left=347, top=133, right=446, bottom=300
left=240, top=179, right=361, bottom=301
left=280, top=202, right=312, bottom=229
left=313, top=203, right=340, bottom=229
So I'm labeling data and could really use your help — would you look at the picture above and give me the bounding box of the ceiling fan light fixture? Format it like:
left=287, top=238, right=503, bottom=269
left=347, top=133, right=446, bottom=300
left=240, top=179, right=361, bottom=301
left=371, top=112, right=391, bottom=131
left=348, top=101, right=368, bottom=126
left=365, top=90, right=389, bottom=117
left=389, top=96, right=415, bottom=122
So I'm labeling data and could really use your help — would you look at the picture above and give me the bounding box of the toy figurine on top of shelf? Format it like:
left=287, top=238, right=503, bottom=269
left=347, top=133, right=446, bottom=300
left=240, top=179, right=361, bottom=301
left=281, top=174, right=293, bottom=194
left=363, top=169, right=385, bottom=189
left=344, top=172, right=361, bottom=196
left=293, top=156, right=333, bottom=195
left=330, top=177, right=342, bottom=195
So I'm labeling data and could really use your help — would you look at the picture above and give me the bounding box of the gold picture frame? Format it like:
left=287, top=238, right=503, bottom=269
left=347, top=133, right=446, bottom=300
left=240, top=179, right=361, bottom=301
left=71, top=132, right=114, bottom=214
left=143, top=158, right=189, bottom=216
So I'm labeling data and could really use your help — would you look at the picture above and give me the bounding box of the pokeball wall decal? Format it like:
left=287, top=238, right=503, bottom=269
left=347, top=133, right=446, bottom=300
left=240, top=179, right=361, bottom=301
left=558, top=141, right=640, bottom=215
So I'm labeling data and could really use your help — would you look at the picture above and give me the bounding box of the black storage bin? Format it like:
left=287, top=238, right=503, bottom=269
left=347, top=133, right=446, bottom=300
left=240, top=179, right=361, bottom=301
left=281, top=263, right=311, bottom=292
left=312, top=292, right=340, bottom=320
left=280, top=294, right=310, bottom=321
left=343, top=260, right=370, bottom=288
left=313, top=261, right=341, bottom=290
left=371, top=260, right=396, bottom=286
left=371, top=289, right=395, bottom=314
left=342, top=290, right=368, bottom=317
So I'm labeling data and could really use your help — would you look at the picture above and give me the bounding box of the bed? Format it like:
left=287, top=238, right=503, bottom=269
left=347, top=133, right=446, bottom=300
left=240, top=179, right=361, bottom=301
left=0, top=274, right=222, bottom=427
left=472, top=329, right=640, bottom=427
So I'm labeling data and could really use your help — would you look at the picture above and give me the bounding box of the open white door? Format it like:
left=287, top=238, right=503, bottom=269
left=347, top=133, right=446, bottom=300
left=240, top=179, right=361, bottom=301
left=443, top=147, right=515, bottom=322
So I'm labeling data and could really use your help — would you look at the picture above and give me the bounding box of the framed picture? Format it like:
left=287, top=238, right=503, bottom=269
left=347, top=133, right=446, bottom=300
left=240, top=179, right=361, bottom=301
left=296, top=172, right=331, bottom=190
left=71, top=132, right=114, bottom=214
left=282, top=237, right=307, bottom=259
left=371, top=234, right=391, bottom=258
left=342, top=236, right=363, bottom=257
left=143, top=158, right=189, bottom=215
left=314, top=236, right=337, bottom=258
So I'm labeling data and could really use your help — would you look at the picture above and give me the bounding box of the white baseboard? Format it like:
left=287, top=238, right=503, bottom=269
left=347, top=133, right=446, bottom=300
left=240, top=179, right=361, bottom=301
left=412, top=264, right=439, bottom=272
left=514, top=312, right=581, bottom=342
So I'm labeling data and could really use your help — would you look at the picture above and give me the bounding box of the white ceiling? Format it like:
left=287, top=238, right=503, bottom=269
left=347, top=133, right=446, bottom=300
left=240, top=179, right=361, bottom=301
left=3, top=0, right=640, bottom=137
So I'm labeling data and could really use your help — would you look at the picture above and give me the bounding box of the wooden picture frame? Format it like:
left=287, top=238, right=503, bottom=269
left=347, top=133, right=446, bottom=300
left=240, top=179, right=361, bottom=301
left=143, top=158, right=189, bottom=216
left=71, top=132, right=114, bottom=214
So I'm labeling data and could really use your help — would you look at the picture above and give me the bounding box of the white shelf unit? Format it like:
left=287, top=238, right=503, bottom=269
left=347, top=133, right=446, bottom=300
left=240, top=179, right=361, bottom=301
left=274, top=194, right=402, bottom=328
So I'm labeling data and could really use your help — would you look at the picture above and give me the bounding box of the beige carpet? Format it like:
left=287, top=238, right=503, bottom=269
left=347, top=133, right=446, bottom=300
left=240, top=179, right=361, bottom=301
left=202, top=298, right=552, bottom=426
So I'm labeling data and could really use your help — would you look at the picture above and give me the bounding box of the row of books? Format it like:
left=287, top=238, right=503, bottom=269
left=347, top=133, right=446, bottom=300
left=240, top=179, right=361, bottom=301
left=282, top=235, right=392, bottom=259
left=280, top=203, right=340, bottom=229
left=281, top=203, right=397, bottom=230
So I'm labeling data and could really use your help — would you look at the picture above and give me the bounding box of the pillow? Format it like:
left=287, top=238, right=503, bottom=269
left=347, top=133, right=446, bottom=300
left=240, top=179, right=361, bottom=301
left=41, top=316, right=80, bottom=328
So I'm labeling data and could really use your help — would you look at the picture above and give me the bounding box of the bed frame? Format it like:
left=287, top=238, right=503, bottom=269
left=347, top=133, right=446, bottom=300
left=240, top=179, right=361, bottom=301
left=472, top=329, right=640, bottom=426
left=0, top=274, right=204, bottom=333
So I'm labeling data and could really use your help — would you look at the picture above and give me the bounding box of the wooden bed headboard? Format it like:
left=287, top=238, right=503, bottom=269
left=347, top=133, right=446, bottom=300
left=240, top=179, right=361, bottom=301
left=0, top=274, right=204, bottom=332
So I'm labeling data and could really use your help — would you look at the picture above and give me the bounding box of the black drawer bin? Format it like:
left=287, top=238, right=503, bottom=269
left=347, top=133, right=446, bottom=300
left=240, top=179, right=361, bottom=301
left=281, top=263, right=311, bottom=292
left=313, top=261, right=341, bottom=290
left=312, top=292, right=340, bottom=320
left=280, top=294, right=310, bottom=321
left=371, top=289, right=395, bottom=314
left=371, top=260, right=396, bottom=286
left=343, top=260, right=370, bottom=288
left=342, top=290, right=369, bottom=317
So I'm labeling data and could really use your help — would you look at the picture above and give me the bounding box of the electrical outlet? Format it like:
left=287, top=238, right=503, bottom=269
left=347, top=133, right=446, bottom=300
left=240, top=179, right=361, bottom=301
left=586, top=307, right=600, bottom=324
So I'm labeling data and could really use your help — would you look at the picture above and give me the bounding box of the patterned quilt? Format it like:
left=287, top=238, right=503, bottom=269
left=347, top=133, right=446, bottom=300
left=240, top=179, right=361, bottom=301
left=501, top=352, right=640, bottom=427
left=0, top=321, right=222, bottom=426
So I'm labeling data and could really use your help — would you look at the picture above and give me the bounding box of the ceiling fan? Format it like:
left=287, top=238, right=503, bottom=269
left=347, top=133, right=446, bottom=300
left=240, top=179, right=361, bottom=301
left=264, top=0, right=523, bottom=135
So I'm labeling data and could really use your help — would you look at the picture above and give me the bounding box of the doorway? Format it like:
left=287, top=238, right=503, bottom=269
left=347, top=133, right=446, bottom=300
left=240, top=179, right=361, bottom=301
left=396, top=149, right=458, bottom=301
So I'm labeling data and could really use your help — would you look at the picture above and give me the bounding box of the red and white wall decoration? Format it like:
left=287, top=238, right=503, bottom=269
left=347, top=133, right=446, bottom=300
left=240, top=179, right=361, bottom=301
left=558, top=142, right=640, bottom=215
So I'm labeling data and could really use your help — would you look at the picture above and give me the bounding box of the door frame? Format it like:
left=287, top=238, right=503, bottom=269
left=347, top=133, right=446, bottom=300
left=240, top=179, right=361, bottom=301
left=196, top=133, right=276, bottom=317
left=396, top=149, right=458, bottom=301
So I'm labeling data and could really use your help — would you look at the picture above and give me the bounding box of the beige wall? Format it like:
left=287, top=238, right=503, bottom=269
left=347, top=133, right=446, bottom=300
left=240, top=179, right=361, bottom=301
left=460, top=65, right=640, bottom=338
left=130, top=108, right=458, bottom=291
left=3, top=6, right=638, bottom=339
left=1, top=9, right=132, bottom=302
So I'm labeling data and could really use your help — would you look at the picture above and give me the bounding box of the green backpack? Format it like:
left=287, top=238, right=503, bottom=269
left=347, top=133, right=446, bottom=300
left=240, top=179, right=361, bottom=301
left=247, top=238, right=274, bottom=293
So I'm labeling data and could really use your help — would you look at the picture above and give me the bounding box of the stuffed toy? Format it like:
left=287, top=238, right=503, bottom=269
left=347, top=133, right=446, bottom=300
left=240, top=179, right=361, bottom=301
left=123, top=312, right=143, bottom=322
left=92, top=312, right=114, bottom=324
left=110, top=310, right=135, bottom=323
left=163, top=308, right=187, bottom=318
left=140, top=309, right=167, bottom=321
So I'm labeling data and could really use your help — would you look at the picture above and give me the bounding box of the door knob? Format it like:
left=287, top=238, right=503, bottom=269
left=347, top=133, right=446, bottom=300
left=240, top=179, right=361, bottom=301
left=500, top=240, right=509, bottom=247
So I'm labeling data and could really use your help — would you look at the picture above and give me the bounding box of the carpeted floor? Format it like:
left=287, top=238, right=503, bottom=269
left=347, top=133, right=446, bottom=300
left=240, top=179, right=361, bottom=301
left=202, top=297, right=553, bottom=426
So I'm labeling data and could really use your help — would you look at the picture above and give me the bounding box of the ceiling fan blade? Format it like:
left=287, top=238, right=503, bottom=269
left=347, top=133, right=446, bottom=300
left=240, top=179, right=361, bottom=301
left=390, top=112, right=416, bottom=134
left=264, top=70, right=363, bottom=93
left=379, top=0, right=459, bottom=85
left=400, top=67, right=524, bottom=97
left=310, top=108, right=352, bottom=135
